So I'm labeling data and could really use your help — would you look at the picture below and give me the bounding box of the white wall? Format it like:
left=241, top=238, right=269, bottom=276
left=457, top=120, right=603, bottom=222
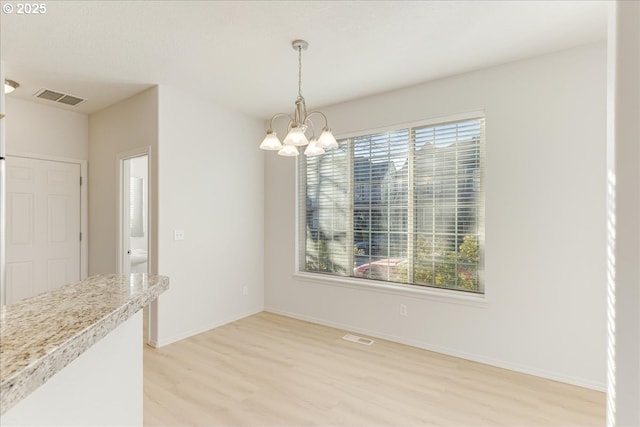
left=265, top=43, right=607, bottom=390
left=153, top=85, right=265, bottom=346
left=88, top=84, right=265, bottom=347
left=5, top=98, right=88, bottom=160
left=2, top=97, right=89, bottom=286
left=88, top=87, right=158, bottom=275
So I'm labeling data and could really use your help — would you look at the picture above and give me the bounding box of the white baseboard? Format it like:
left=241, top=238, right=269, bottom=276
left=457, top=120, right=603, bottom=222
left=265, top=306, right=606, bottom=392
left=148, top=308, right=263, bottom=348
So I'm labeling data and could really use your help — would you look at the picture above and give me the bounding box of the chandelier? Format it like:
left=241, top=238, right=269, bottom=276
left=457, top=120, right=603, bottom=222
left=259, top=39, right=338, bottom=157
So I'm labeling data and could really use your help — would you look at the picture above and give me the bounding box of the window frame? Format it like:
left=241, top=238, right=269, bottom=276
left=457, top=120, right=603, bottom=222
left=295, top=111, right=486, bottom=302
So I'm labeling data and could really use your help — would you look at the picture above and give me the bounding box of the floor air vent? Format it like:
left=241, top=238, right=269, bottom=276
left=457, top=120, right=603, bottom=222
left=342, top=334, right=374, bottom=346
left=34, top=88, right=86, bottom=107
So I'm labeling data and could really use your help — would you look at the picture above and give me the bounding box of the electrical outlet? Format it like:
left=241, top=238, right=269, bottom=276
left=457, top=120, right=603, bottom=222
left=174, top=229, right=185, bottom=241
left=399, top=304, right=408, bottom=316
left=242, top=285, right=248, bottom=296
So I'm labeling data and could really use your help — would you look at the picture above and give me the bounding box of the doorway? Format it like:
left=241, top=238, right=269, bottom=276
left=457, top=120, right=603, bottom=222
left=118, top=152, right=149, bottom=276
left=117, top=148, right=154, bottom=344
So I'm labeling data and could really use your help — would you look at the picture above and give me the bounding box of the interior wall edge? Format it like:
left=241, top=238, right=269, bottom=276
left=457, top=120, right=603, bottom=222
left=148, top=307, right=263, bottom=348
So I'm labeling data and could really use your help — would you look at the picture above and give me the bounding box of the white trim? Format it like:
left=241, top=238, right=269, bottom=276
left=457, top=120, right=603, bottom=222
left=117, top=158, right=131, bottom=275
left=0, top=61, right=5, bottom=309
left=115, top=147, right=151, bottom=275
left=295, top=111, right=487, bottom=298
left=293, top=272, right=488, bottom=308
left=265, top=307, right=606, bottom=392
left=116, top=146, right=154, bottom=344
left=7, top=152, right=88, bottom=280
left=294, top=156, right=302, bottom=273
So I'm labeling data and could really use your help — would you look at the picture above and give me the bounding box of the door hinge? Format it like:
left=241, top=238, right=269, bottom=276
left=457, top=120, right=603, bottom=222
left=80, top=176, right=83, bottom=186
left=79, top=232, right=82, bottom=242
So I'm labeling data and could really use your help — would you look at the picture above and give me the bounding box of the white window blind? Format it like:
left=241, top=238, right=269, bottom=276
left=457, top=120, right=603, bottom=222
left=299, top=117, right=484, bottom=293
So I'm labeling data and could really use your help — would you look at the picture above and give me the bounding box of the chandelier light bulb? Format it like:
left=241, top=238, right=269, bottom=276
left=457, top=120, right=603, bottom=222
left=259, top=130, right=283, bottom=150
left=304, top=138, right=325, bottom=156
left=283, top=126, right=309, bottom=147
left=4, top=79, right=19, bottom=94
left=318, top=128, right=338, bottom=149
left=278, top=144, right=300, bottom=157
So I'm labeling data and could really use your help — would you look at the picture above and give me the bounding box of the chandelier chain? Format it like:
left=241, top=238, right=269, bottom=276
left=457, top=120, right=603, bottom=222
left=298, top=45, right=303, bottom=99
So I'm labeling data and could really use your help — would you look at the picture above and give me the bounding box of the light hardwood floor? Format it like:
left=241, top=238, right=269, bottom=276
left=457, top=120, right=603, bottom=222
left=143, top=312, right=605, bottom=426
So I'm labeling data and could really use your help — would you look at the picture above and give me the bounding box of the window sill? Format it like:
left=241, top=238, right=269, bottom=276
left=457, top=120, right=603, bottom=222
left=293, top=272, right=488, bottom=308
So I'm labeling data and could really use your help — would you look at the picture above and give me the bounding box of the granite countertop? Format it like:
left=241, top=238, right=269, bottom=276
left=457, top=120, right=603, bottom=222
left=0, top=273, right=169, bottom=415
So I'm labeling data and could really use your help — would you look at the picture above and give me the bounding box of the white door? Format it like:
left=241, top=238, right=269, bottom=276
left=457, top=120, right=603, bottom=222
left=5, top=156, right=81, bottom=304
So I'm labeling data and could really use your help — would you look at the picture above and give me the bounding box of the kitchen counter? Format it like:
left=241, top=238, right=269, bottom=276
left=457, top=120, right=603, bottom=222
left=0, top=273, right=169, bottom=415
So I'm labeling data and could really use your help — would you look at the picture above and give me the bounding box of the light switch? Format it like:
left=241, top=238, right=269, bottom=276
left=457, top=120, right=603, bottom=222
left=174, top=229, right=185, bottom=241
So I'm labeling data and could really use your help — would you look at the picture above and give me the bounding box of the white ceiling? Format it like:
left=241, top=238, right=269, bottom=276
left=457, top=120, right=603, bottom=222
left=1, top=1, right=607, bottom=118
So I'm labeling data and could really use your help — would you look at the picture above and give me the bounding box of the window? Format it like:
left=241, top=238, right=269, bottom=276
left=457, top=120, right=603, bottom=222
left=299, top=116, right=484, bottom=294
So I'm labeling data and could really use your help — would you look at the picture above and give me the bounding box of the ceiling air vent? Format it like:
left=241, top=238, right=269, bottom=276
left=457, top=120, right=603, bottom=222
left=34, top=88, right=86, bottom=107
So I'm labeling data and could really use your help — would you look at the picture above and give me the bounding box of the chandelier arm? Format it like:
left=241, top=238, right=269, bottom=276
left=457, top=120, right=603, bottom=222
left=268, top=112, right=295, bottom=131
left=305, top=111, right=330, bottom=129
